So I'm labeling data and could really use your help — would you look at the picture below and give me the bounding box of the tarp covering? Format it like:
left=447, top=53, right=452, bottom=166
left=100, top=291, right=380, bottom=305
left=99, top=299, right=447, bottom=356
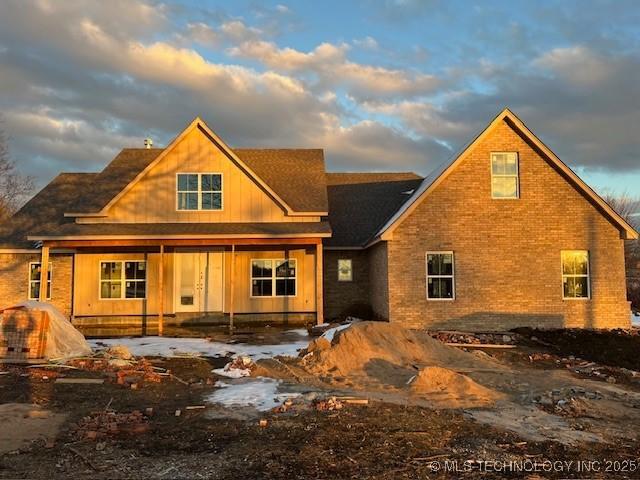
left=1, top=301, right=91, bottom=359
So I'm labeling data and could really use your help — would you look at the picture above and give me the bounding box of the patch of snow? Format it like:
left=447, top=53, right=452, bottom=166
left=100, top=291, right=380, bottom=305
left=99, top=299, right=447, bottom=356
left=322, top=323, right=351, bottom=343
left=632, top=312, right=640, bottom=327
left=212, top=362, right=251, bottom=378
left=89, top=329, right=309, bottom=359
left=207, top=377, right=301, bottom=411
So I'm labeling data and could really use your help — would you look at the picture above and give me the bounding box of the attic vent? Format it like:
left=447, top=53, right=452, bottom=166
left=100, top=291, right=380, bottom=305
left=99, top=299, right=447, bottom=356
left=144, top=138, right=153, bottom=149
left=401, top=189, right=415, bottom=195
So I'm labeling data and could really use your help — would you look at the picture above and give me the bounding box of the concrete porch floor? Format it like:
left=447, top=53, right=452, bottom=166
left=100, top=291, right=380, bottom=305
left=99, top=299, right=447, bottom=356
left=73, top=312, right=316, bottom=338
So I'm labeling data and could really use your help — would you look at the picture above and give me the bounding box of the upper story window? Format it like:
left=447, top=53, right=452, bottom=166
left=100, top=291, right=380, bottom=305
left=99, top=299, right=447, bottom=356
left=491, top=152, right=519, bottom=199
left=561, top=250, right=590, bottom=299
left=338, top=259, right=353, bottom=282
left=177, top=173, right=222, bottom=211
left=426, top=252, right=455, bottom=300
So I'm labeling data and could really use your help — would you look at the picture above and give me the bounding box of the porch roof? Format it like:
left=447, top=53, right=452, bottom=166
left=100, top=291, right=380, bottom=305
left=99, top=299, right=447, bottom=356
left=26, top=221, right=331, bottom=241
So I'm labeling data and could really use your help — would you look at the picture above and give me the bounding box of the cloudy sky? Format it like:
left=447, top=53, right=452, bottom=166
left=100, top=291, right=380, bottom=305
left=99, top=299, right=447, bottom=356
left=0, top=0, right=639, bottom=195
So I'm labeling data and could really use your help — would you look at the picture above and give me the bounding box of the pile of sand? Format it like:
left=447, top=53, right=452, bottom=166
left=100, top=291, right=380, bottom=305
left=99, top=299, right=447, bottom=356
left=409, top=366, right=501, bottom=407
left=300, top=321, right=504, bottom=406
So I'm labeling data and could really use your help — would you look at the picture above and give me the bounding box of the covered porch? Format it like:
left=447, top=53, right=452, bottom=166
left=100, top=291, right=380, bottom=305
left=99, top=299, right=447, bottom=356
left=36, top=237, right=325, bottom=333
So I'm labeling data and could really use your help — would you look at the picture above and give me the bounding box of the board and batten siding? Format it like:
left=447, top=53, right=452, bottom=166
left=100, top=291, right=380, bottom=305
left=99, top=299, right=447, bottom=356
left=78, top=127, right=319, bottom=224
left=224, top=248, right=316, bottom=314
left=73, top=253, right=174, bottom=316
left=72, top=249, right=317, bottom=316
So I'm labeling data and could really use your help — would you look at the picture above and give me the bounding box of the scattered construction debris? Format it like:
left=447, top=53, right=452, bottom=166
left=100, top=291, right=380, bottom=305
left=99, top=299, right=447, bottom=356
left=429, top=330, right=520, bottom=345
left=70, top=410, right=150, bottom=440
left=212, top=356, right=255, bottom=378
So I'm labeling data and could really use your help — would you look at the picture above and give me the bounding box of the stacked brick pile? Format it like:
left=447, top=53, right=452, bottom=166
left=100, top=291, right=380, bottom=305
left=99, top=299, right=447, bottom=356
left=0, top=309, right=49, bottom=359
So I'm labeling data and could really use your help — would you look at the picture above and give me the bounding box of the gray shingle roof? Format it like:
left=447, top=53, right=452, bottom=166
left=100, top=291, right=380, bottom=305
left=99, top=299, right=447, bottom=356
left=0, top=173, right=98, bottom=248
left=325, top=172, right=423, bottom=248
left=235, top=149, right=328, bottom=213
left=69, top=147, right=328, bottom=215
left=27, top=221, right=331, bottom=239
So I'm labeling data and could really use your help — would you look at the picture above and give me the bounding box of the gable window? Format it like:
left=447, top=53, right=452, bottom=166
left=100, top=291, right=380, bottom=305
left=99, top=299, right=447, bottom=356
left=28, top=262, right=52, bottom=300
left=251, top=259, right=296, bottom=297
left=491, top=152, right=519, bottom=199
left=338, top=259, right=353, bottom=282
left=426, top=252, right=455, bottom=300
left=561, top=250, right=590, bottom=299
left=100, top=261, right=146, bottom=299
left=177, top=173, right=222, bottom=211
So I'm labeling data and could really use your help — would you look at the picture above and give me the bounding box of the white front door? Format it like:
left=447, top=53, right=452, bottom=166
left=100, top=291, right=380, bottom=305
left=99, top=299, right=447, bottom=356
left=175, top=251, right=223, bottom=312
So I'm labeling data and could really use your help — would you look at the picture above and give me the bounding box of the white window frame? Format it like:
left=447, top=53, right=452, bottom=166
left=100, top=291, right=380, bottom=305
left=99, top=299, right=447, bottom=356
left=249, top=258, right=297, bottom=298
left=176, top=172, right=223, bottom=211
left=28, top=262, right=52, bottom=300
left=561, top=250, right=591, bottom=300
left=425, top=251, right=455, bottom=301
left=490, top=152, right=519, bottom=199
left=337, top=259, right=353, bottom=282
left=99, top=260, right=147, bottom=300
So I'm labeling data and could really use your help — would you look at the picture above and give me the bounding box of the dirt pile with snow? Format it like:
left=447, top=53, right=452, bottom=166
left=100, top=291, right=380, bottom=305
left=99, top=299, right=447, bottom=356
left=299, top=321, right=504, bottom=407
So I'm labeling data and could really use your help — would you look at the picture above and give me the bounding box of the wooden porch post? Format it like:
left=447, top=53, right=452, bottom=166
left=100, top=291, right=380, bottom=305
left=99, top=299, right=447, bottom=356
left=316, top=242, right=324, bottom=325
left=158, top=244, right=164, bottom=336
left=38, top=245, right=50, bottom=302
left=229, top=244, right=235, bottom=332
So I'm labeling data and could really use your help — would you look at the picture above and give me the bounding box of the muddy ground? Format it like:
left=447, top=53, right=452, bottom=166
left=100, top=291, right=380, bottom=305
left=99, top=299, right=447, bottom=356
left=1, top=332, right=640, bottom=479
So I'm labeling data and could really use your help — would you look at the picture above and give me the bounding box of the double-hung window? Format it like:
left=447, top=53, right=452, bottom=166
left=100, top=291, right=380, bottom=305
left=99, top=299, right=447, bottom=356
left=177, top=173, right=222, bottom=211
left=100, top=261, right=146, bottom=299
left=251, top=259, right=297, bottom=297
left=491, top=152, right=519, bottom=199
left=426, top=252, right=455, bottom=300
left=28, top=262, right=52, bottom=300
left=561, top=250, right=590, bottom=299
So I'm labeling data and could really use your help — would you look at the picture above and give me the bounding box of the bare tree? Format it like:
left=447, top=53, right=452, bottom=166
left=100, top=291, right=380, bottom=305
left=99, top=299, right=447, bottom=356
left=0, top=120, right=34, bottom=221
left=603, top=190, right=640, bottom=312
left=603, top=190, right=640, bottom=229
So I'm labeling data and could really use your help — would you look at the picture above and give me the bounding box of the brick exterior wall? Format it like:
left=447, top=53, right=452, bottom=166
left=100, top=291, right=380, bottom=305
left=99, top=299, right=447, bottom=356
left=0, top=253, right=73, bottom=317
left=386, top=119, right=631, bottom=331
left=323, top=250, right=370, bottom=320
left=367, top=242, right=390, bottom=320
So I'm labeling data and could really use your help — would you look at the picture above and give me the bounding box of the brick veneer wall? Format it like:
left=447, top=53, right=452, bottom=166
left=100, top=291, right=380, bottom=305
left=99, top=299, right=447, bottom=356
left=367, top=242, right=390, bottom=320
left=0, top=253, right=73, bottom=317
left=386, top=119, right=631, bottom=330
left=323, top=249, right=370, bottom=320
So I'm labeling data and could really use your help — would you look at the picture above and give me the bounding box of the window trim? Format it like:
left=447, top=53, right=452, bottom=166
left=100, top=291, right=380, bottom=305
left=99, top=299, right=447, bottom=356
left=337, top=259, right=353, bottom=282
left=176, top=172, right=224, bottom=212
left=561, top=250, right=591, bottom=300
left=425, top=251, right=455, bottom=301
left=28, top=262, right=52, bottom=300
left=99, top=260, right=147, bottom=300
left=490, top=152, right=520, bottom=199
left=249, top=258, right=298, bottom=299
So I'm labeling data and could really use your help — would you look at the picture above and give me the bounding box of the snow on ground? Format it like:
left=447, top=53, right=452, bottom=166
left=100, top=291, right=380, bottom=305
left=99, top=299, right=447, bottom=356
left=321, top=323, right=351, bottom=342
left=89, top=329, right=310, bottom=360
left=632, top=312, right=640, bottom=327
left=206, top=378, right=301, bottom=411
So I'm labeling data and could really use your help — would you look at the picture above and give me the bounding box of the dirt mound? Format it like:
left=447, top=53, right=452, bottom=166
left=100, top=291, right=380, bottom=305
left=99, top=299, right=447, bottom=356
left=303, top=321, right=502, bottom=379
left=409, top=366, right=501, bottom=407
left=299, top=322, right=506, bottom=406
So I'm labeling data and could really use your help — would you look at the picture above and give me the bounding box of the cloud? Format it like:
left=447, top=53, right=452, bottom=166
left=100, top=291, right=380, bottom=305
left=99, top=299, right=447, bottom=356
left=229, top=40, right=441, bottom=99
left=353, top=36, right=379, bottom=50
left=0, top=0, right=639, bottom=196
